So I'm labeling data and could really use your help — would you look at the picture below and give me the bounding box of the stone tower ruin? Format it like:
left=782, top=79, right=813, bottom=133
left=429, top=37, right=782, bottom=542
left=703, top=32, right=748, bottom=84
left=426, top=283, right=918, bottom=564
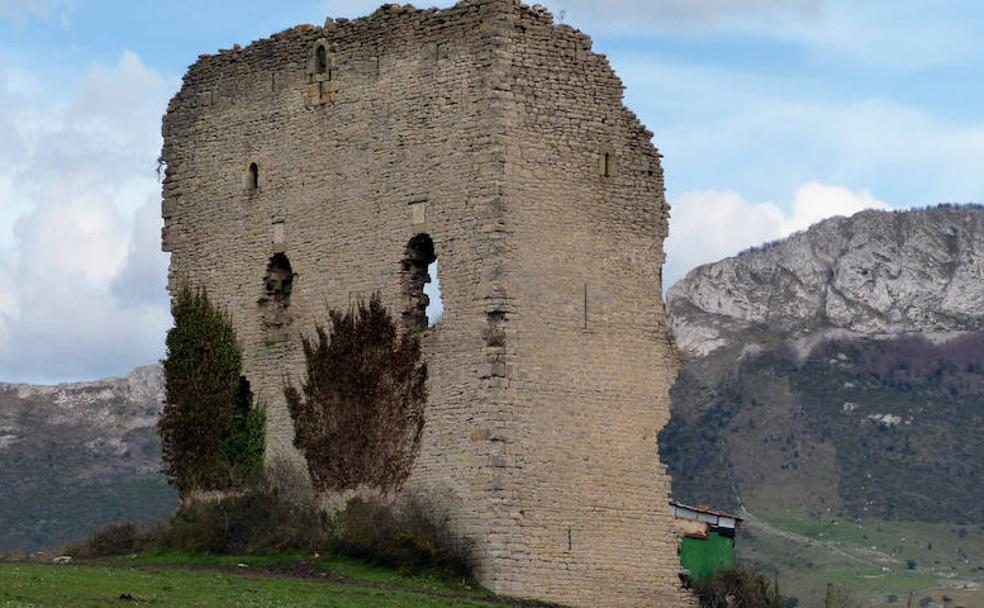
left=161, top=1, right=688, bottom=606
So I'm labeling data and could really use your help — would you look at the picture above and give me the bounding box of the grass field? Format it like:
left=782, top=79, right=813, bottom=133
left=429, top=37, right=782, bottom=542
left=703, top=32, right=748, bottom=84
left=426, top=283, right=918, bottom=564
left=0, top=553, right=556, bottom=608
left=738, top=506, right=984, bottom=608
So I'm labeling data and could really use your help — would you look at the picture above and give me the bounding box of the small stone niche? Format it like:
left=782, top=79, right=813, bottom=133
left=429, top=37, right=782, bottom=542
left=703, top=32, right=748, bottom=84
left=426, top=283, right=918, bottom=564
left=410, top=199, right=428, bottom=227
left=306, top=39, right=337, bottom=106
left=272, top=220, right=286, bottom=248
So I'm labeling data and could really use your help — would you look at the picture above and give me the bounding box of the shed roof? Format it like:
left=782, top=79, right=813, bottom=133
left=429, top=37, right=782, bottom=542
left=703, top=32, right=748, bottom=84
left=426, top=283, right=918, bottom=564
left=670, top=501, right=743, bottom=531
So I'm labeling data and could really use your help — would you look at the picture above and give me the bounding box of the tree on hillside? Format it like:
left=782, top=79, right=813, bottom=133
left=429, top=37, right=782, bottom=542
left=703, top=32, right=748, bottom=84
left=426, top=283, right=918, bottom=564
left=159, top=285, right=265, bottom=496
left=285, top=294, right=427, bottom=493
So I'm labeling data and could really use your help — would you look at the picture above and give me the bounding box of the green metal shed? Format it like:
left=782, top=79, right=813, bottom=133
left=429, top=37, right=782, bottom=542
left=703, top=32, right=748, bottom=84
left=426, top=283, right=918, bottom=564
left=670, top=501, right=743, bottom=583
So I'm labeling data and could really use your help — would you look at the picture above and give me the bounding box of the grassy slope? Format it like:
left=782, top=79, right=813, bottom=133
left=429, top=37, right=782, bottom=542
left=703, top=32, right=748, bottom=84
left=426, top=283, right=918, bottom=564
left=739, top=511, right=984, bottom=608
left=0, top=553, right=555, bottom=608
left=662, top=334, right=984, bottom=607
left=0, top=402, right=177, bottom=553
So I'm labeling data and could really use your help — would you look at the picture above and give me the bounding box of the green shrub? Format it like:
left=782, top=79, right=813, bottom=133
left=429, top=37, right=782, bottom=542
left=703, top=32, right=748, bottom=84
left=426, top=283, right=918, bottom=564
left=220, top=378, right=267, bottom=486
left=66, top=523, right=147, bottom=558
left=154, top=463, right=322, bottom=555
left=328, top=496, right=473, bottom=581
left=66, top=463, right=320, bottom=558
left=824, top=584, right=863, bottom=608
left=159, top=286, right=265, bottom=494
left=693, top=567, right=784, bottom=608
left=62, top=470, right=473, bottom=586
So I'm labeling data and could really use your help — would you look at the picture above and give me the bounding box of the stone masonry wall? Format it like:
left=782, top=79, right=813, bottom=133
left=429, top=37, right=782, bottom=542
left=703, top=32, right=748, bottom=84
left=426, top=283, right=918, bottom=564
left=482, top=6, right=692, bottom=606
left=161, top=2, right=688, bottom=606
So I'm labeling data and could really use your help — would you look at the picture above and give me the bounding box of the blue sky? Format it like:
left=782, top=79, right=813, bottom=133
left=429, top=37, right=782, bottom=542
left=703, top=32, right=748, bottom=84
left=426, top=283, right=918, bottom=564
left=2, top=0, right=984, bottom=382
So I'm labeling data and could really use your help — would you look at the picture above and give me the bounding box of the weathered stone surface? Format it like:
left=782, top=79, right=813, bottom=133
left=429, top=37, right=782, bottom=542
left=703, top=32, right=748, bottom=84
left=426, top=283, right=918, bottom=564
left=668, top=206, right=984, bottom=357
left=0, top=365, right=164, bottom=452
left=161, top=1, right=687, bottom=606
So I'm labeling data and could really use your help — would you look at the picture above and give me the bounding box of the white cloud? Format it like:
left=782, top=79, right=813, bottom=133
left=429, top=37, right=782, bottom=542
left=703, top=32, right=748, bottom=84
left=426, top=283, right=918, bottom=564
left=780, top=181, right=889, bottom=234
left=0, top=0, right=73, bottom=27
left=13, top=194, right=129, bottom=284
left=664, top=181, right=890, bottom=289
left=0, top=258, right=17, bottom=347
left=774, top=1, right=984, bottom=71
left=548, top=0, right=821, bottom=31
left=0, top=51, right=174, bottom=383
left=613, top=51, right=984, bottom=207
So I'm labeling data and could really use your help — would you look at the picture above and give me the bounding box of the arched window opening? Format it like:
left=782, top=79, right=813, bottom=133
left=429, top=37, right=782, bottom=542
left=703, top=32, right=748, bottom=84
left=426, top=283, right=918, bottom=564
left=248, top=162, right=259, bottom=191
left=401, top=234, right=440, bottom=330
left=315, top=44, right=328, bottom=75
left=260, top=253, right=294, bottom=340
left=263, top=253, right=293, bottom=302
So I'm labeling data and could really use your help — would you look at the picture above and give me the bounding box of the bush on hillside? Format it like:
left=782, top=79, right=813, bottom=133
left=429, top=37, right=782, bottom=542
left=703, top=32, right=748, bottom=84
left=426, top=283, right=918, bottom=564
left=66, top=522, right=147, bottom=558
left=154, top=460, right=322, bottom=555
left=693, top=567, right=784, bottom=608
left=63, top=474, right=473, bottom=584
left=824, top=583, right=863, bottom=608
left=327, top=496, right=474, bottom=581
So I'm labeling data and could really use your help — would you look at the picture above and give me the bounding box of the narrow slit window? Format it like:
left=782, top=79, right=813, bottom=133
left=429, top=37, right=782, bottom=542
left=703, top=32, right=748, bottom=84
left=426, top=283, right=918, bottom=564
left=315, top=45, right=328, bottom=74
left=603, top=152, right=613, bottom=178
left=248, top=162, right=259, bottom=191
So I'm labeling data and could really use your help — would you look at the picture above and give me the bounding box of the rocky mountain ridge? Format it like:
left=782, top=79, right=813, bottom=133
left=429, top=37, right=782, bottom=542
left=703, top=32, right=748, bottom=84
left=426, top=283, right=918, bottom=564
left=660, top=204, right=984, bottom=607
left=0, top=364, right=175, bottom=552
left=668, top=205, right=984, bottom=356
left=0, top=365, right=163, bottom=456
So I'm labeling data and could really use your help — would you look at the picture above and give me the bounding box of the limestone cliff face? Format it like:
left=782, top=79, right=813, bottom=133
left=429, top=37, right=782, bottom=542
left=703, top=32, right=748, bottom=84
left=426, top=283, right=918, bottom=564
left=661, top=205, right=984, bottom=604
left=0, top=365, right=175, bottom=552
left=667, top=206, right=984, bottom=356
left=0, top=365, right=164, bottom=466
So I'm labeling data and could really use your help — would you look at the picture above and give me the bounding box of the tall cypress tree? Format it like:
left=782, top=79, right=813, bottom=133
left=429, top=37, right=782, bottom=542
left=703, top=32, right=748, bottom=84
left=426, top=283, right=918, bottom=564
left=159, top=285, right=256, bottom=496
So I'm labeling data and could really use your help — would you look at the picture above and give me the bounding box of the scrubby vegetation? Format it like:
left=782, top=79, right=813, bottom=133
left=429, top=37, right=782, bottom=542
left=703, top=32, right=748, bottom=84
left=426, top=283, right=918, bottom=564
left=663, top=331, right=984, bottom=522
left=285, top=294, right=427, bottom=493
left=65, top=464, right=473, bottom=583
left=328, top=496, right=473, bottom=579
left=664, top=330, right=984, bottom=606
left=152, top=466, right=321, bottom=555
left=65, top=522, right=144, bottom=559
left=693, top=567, right=784, bottom=608
left=159, top=285, right=266, bottom=495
